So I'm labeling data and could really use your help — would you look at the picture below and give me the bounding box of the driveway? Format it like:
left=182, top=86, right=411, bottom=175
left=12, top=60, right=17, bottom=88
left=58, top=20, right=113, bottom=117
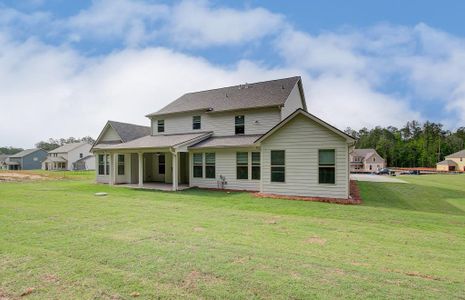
left=351, top=174, right=407, bottom=183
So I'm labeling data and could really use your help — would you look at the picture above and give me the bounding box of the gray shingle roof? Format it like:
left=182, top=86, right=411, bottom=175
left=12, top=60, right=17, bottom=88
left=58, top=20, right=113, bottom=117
left=108, top=120, right=151, bottom=143
left=0, top=154, right=8, bottom=162
left=147, top=76, right=302, bottom=117
left=446, top=149, right=465, bottom=158
left=75, top=155, right=94, bottom=163
left=189, top=135, right=262, bottom=149
left=43, top=156, right=67, bottom=163
left=94, top=132, right=212, bottom=150
left=351, top=149, right=384, bottom=161
left=49, top=142, right=89, bottom=153
left=437, top=159, right=458, bottom=166
left=9, top=148, right=44, bottom=158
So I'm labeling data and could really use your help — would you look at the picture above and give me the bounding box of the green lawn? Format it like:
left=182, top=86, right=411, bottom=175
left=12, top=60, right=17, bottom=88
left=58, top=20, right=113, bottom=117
left=1, top=172, right=464, bottom=299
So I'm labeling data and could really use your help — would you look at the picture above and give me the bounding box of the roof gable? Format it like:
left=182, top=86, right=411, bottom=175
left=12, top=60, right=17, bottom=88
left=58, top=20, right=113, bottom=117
left=446, top=149, right=465, bottom=158
left=94, top=120, right=151, bottom=147
left=49, top=142, right=89, bottom=153
left=147, top=76, right=302, bottom=117
left=255, top=109, right=355, bottom=144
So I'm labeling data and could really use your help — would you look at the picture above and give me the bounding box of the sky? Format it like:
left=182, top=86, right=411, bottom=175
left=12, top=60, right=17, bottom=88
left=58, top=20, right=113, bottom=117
left=1, top=0, right=465, bottom=148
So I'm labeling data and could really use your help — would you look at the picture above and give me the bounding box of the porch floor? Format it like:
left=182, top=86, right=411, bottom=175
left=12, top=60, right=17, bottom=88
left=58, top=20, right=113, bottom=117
left=115, top=182, right=191, bottom=191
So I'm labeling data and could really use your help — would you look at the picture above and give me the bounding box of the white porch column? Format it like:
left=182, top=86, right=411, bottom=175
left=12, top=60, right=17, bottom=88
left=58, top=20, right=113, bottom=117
left=172, top=151, right=178, bottom=191
left=112, top=153, right=118, bottom=185
left=108, top=153, right=114, bottom=186
left=138, top=152, right=143, bottom=187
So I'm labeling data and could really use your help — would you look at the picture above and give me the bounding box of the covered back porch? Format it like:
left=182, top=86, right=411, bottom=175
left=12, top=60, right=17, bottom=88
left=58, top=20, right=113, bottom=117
left=97, top=149, right=190, bottom=191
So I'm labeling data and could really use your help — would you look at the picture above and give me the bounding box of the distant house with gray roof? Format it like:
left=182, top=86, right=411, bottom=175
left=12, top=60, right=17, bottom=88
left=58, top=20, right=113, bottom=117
left=42, top=142, right=95, bottom=171
left=92, top=76, right=356, bottom=200
left=6, top=149, right=47, bottom=170
left=349, top=149, right=386, bottom=173
left=0, top=154, right=9, bottom=170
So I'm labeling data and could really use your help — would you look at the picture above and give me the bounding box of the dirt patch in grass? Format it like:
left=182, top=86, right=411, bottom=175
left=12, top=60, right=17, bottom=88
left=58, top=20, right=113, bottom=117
left=384, top=268, right=442, bottom=281
left=0, top=171, right=51, bottom=182
left=304, top=236, right=327, bottom=245
left=20, top=287, right=35, bottom=297
left=42, top=274, right=59, bottom=283
left=182, top=270, right=223, bottom=290
left=193, top=227, right=205, bottom=232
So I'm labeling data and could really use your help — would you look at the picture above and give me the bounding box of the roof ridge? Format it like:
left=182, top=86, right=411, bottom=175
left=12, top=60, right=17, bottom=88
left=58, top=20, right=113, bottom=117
left=182, top=76, right=301, bottom=96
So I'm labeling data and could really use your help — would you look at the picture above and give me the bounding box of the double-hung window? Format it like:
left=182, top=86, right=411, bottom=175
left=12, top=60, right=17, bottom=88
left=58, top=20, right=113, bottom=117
left=205, top=153, right=215, bottom=178
left=158, top=154, right=165, bottom=174
left=193, top=153, right=203, bottom=178
left=235, top=115, right=245, bottom=135
left=105, top=154, right=110, bottom=175
left=251, top=152, right=260, bottom=180
left=118, top=154, right=125, bottom=175
left=319, top=149, right=335, bottom=184
left=271, top=150, right=285, bottom=182
left=236, top=152, right=248, bottom=179
left=98, top=154, right=105, bottom=175
left=157, top=120, right=165, bottom=133
left=193, top=116, right=201, bottom=130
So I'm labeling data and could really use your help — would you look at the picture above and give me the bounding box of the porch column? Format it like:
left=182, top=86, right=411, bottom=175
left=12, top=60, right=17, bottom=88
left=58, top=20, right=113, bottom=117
left=108, top=153, right=114, bottom=186
left=138, top=152, right=143, bottom=187
left=112, top=153, right=118, bottom=185
left=172, top=151, right=178, bottom=191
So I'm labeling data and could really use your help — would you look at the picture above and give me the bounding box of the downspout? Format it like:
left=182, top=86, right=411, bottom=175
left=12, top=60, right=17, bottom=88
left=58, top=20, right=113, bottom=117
left=348, top=141, right=356, bottom=198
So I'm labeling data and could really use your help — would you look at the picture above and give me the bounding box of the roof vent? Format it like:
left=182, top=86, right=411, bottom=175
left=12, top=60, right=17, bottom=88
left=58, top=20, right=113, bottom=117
left=281, top=85, right=285, bottom=90
left=206, top=107, right=214, bottom=112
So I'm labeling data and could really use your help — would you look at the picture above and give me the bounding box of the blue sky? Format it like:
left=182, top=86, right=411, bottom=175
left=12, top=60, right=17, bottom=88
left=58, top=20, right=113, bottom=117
left=1, top=0, right=465, bottom=147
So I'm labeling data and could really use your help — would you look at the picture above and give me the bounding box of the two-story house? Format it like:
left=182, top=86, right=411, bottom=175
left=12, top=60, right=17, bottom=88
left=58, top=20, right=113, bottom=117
left=349, top=149, right=386, bottom=173
left=92, top=76, right=355, bottom=199
left=436, top=149, right=465, bottom=172
left=42, top=142, right=95, bottom=171
left=5, top=148, right=48, bottom=170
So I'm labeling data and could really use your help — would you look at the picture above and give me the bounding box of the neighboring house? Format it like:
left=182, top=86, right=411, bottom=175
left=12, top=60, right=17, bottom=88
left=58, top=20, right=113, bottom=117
left=437, top=150, right=465, bottom=172
left=349, top=149, right=386, bottom=173
left=42, top=142, right=95, bottom=171
left=6, top=149, right=47, bottom=170
left=0, top=154, right=9, bottom=170
left=92, top=76, right=356, bottom=199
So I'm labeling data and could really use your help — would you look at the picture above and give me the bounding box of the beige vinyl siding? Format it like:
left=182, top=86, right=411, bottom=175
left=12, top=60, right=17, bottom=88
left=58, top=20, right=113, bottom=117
left=151, top=108, right=281, bottom=136
left=189, top=149, right=260, bottom=191
left=281, top=83, right=304, bottom=118
left=260, top=114, right=349, bottom=199
left=100, top=126, right=121, bottom=142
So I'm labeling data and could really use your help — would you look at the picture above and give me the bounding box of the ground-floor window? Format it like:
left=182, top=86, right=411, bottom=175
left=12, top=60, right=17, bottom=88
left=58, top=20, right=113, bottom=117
left=271, top=150, right=285, bottom=182
left=236, top=152, right=248, bottom=179
left=98, top=154, right=105, bottom=175
left=205, top=153, right=216, bottom=178
left=319, top=149, right=335, bottom=184
left=158, top=154, right=165, bottom=174
left=193, top=153, right=203, bottom=178
left=252, top=152, right=260, bottom=180
left=118, top=154, right=125, bottom=175
left=105, top=154, right=110, bottom=175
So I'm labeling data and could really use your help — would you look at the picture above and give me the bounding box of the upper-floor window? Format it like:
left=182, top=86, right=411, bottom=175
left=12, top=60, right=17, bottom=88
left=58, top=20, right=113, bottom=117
left=157, top=120, right=165, bottom=133
left=319, top=149, right=335, bottom=184
left=235, top=115, right=245, bottom=135
left=193, top=116, right=201, bottom=130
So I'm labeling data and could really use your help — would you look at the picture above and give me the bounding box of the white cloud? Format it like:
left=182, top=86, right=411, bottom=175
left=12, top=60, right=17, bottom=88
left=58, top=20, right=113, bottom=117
left=67, top=0, right=168, bottom=46
left=168, top=0, right=285, bottom=47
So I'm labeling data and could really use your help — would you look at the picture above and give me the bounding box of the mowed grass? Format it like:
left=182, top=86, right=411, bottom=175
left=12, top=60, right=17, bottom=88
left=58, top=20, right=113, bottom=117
left=0, top=172, right=464, bottom=299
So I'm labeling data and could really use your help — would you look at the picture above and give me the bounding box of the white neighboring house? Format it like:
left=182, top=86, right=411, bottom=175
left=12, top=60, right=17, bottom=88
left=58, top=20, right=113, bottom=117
left=92, top=77, right=356, bottom=199
left=349, top=149, right=386, bottom=173
left=42, top=142, right=95, bottom=171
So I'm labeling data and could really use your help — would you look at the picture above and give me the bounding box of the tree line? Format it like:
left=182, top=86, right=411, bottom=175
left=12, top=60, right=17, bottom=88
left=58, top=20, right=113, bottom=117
left=345, top=121, right=465, bottom=168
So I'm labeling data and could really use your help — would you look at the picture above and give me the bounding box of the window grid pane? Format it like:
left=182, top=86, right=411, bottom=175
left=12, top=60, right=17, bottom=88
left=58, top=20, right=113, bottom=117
left=319, top=149, right=335, bottom=165
left=271, top=151, right=285, bottom=182
left=193, top=116, right=201, bottom=130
